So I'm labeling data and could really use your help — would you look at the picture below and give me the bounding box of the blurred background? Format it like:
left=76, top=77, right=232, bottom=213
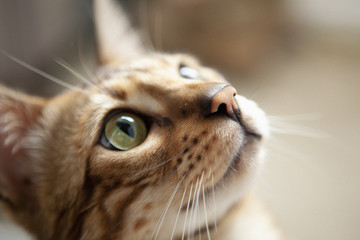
left=0, top=0, right=359, bottom=239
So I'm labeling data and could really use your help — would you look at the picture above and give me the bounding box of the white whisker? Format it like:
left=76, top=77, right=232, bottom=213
left=2, top=51, right=90, bottom=95
left=152, top=175, right=185, bottom=240
left=211, top=175, right=218, bottom=232
left=139, top=0, right=155, bottom=51
left=194, top=172, right=204, bottom=240
left=268, top=113, right=323, bottom=121
left=79, top=230, right=88, bottom=240
left=130, top=166, right=182, bottom=231
left=182, top=184, right=194, bottom=240
left=268, top=114, right=329, bottom=138
left=269, top=124, right=328, bottom=138
left=202, top=184, right=211, bottom=240
left=171, top=186, right=187, bottom=240
left=266, top=136, right=307, bottom=160
left=77, top=32, right=97, bottom=82
left=229, top=165, right=237, bottom=173
left=137, top=144, right=193, bottom=174
left=188, top=177, right=200, bottom=240
left=54, top=58, right=98, bottom=89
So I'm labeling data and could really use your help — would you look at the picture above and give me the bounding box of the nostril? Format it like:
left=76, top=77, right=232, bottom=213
left=216, top=103, right=227, bottom=115
left=209, top=85, right=238, bottom=118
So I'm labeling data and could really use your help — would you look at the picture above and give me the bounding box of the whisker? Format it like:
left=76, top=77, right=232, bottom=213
left=187, top=177, right=200, bottom=240
left=266, top=135, right=307, bottom=161
left=152, top=175, right=186, bottom=240
left=269, top=126, right=328, bottom=138
left=131, top=167, right=181, bottom=227
left=77, top=31, right=98, bottom=82
left=268, top=113, right=323, bottom=121
left=202, top=184, right=211, bottom=240
left=171, top=186, right=188, bottom=240
left=139, top=0, right=155, bottom=51
left=182, top=184, right=194, bottom=240
left=268, top=114, right=329, bottom=138
left=211, top=175, right=218, bottom=232
left=136, top=143, right=193, bottom=174
left=207, top=168, right=212, bottom=180
left=194, top=172, right=204, bottom=240
left=2, top=51, right=90, bottom=95
left=265, top=136, right=328, bottom=177
left=54, top=58, right=99, bottom=89
left=229, top=165, right=237, bottom=173
left=79, top=230, right=88, bottom=240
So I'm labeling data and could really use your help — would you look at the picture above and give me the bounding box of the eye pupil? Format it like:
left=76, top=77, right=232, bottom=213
left=117, top=121, right=135, bottom=138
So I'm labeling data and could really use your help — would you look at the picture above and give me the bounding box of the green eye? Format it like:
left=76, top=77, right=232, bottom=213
left=101, top=113, right=147, bottom=151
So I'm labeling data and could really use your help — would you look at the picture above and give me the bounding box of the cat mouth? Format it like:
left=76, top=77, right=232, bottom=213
left=234, top=110, right=262, bottom=140
left=222, top=94, right=267, bottom=178
left=233, top=94, right=269, bottom=140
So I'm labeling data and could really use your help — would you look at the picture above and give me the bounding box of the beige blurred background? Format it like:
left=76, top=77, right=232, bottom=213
left=0, top=0, right=359, bottom=239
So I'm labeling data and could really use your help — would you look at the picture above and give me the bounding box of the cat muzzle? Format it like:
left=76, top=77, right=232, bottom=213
left=210, top=85, right=268, bottom=140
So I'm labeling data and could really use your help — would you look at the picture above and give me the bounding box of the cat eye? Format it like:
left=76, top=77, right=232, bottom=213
left=179, top=64, right=200, bottom=79
left=100, top=112, right=147, bottom=151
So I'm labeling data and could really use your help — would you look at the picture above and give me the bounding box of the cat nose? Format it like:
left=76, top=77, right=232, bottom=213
left=209, top=85, right=238, bottom=118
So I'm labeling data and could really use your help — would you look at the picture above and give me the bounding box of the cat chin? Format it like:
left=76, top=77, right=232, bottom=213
left=170, top=136, right=266, bottom=238
left=213, top=136, right=265, bottom=207
left=187, top=97, right=269, bottom=236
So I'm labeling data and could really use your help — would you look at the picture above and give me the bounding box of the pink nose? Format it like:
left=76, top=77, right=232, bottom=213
left=210, top=85, right=238, bottom=117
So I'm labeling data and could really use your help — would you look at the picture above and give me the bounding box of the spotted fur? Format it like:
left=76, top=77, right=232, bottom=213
left=0, top=0, right=282, bottom=239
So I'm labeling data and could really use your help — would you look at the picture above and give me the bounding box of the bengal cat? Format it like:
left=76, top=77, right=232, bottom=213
left=0, top=0, right=282, bottom=239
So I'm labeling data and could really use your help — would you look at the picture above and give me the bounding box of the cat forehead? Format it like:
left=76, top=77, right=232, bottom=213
left=96, top=53, right=201, bottom=76
left=87, top=55, right=201, bottom=114
left=134, top=53, right=200, bottom=66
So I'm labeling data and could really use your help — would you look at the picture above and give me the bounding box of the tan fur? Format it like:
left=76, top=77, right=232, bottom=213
left=0, top=0, right=282, bottom=239
left=194, top=194, right=284, bottom=240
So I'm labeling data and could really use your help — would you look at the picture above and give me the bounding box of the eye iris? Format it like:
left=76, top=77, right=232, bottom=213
left=104, top=113, right=147, bottom=150
left=179, top=65, right=200, bottom=79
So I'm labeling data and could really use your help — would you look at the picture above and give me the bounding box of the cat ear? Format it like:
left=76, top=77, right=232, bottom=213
left=94, top=0, right=146, bottom=65
left=0, top=86, right=46, bottom=205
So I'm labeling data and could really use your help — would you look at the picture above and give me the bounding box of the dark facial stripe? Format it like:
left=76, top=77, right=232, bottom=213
left=110, top=187, right=146, bottom=238
left=53, top=156, right=97, bottom=240
left=102, top=87, right=127, bottom=101
left=81, top=155, right=150, bottom=239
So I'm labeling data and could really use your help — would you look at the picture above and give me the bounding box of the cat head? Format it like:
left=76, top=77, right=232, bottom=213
left=0, top=0, right=269, bottom=239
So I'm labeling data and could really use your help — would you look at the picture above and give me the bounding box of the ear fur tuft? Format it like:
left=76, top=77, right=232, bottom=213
left=0, top=86, right=46, bottom=205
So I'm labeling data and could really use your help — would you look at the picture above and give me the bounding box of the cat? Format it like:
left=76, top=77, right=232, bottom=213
left=0, top=0, right=282, bottom=239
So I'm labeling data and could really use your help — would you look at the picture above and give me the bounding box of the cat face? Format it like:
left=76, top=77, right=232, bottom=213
left=80, top=54, right=268, bottom=239
left=0, top=1, right=269, bottom=239
left=0, top=53, right=268, bottom=239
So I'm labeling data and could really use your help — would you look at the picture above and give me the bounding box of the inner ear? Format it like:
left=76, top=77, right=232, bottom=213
left=0, top=86, right=46, bottom=205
